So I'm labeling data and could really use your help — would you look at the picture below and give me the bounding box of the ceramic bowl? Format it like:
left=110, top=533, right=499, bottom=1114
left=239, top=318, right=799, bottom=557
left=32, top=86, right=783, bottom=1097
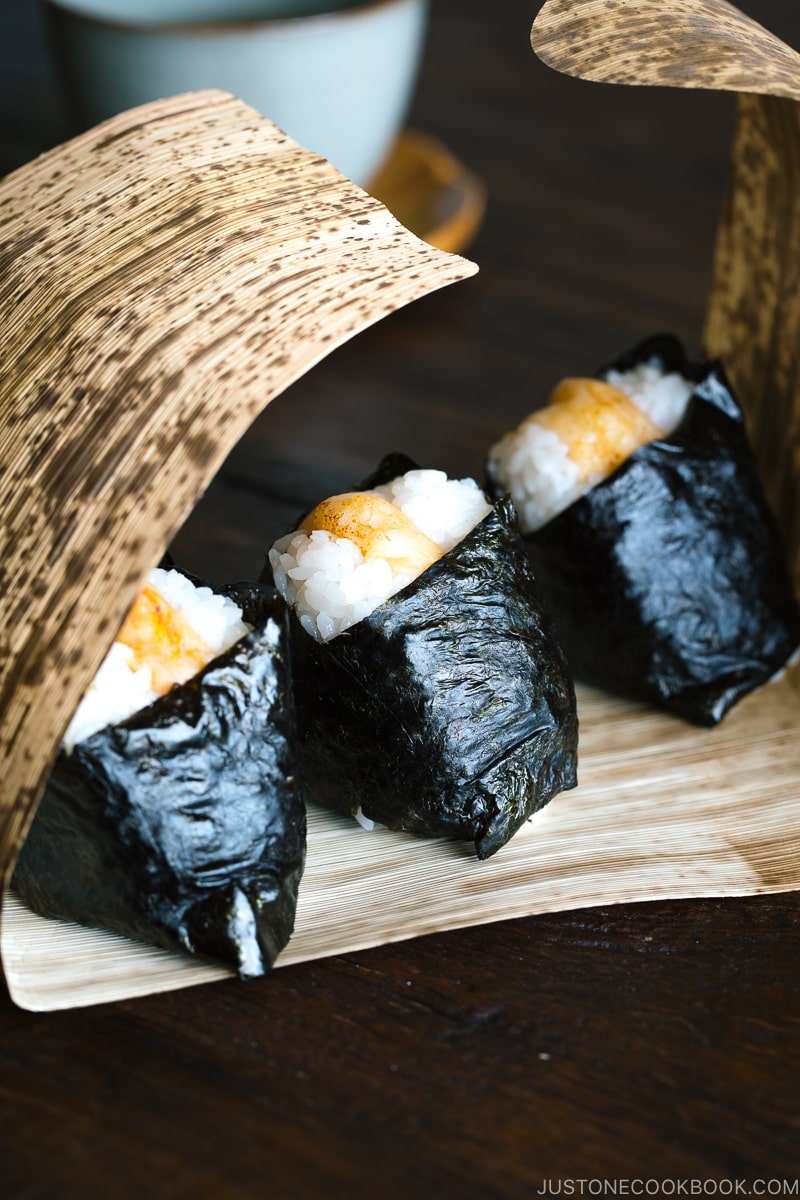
left=43, top=0, right=429, bottom=186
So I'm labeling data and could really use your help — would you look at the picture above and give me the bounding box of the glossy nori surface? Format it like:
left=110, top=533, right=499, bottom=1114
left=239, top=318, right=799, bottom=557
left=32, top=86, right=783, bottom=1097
left=280, top=457, right=578, bottom=860
left=510, top=335, right=800, bottom=726
left=12, top=581, right=305, bottom=977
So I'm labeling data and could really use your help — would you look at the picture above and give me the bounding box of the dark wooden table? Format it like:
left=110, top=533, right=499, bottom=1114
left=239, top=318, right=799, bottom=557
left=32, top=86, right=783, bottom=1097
left=2, top=1, right=799, bottom=1195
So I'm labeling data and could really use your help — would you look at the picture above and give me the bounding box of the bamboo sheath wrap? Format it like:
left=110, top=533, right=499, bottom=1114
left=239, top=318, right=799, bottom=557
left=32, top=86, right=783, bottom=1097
left=4, top=2, right=800, bottom=1010
left=0, top=89, right=476, bottom=888
left=531, top=0, right=800, bottom=585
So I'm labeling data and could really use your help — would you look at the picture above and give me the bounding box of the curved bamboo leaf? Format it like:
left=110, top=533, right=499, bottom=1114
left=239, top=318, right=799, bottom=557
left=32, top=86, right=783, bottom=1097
left=532, top=0, right=800, bottom=100
left=0, top=90, right=476, bottom=889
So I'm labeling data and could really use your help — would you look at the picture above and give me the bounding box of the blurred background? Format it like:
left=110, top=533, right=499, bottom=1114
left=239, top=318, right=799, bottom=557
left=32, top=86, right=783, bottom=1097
left=2, top=0, right=800, bottom=582
left=4, top=4, right=800, bottom=1192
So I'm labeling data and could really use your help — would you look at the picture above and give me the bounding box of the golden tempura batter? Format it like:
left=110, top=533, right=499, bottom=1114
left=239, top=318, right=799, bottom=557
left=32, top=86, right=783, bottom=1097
left=532, top=377, right=662, bottom=484
left=300, top=491, right=443, bottom=578
left=117, top=583, right=213, bottom=695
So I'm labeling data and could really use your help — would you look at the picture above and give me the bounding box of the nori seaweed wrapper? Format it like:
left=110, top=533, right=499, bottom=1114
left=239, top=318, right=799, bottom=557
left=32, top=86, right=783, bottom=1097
left=494, top=335, right=800, bottom=726
left=12, top=579, right=305, bottom=977
left=272, top=454, right=578, bottom=860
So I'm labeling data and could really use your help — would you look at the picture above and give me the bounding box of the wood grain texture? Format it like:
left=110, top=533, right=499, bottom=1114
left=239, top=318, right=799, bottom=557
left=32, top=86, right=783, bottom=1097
left=2, top=0, right=800, bottom=1188
left=531, top=0, right=800, bottom=99
left=0, top=89, right=476, bottom=893
left=705, top=92, right=800, bottom=590
left=5, top=665, right=799, bottom=1010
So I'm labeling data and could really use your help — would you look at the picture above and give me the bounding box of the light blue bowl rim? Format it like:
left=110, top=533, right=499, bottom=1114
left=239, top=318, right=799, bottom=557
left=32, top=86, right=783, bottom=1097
left=42, top=0, right=424, bottom=39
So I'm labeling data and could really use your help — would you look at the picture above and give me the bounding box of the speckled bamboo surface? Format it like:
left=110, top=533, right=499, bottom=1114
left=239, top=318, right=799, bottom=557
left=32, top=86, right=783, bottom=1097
left=5, top=669, right=799, bottom=1010
left=705, top=93, right=800, bottom=594
left=0, top=90, right=476, bottom=897
left=531, top=0, right=800, bottom=100
left=532, top=0, right=800, bottom=589
left=4, top=1, right=800, bottom=1011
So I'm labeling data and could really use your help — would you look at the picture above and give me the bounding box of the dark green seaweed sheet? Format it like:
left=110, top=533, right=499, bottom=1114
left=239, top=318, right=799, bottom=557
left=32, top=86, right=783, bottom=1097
left=12, top=581, right=306, bottom=977
left=499, top=335, right=800, bottom=727
left=278, top=457, right=578, bottom=860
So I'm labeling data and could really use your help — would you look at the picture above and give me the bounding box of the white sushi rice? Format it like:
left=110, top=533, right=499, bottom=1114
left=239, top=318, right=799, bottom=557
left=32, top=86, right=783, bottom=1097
left=488, top=363, right=695, bottom=534
left=148, top=567, right=250, bottom=657
left=354, top=806, right=381, bottom=831
left=269, top=470, right=493, bottom=643
left=603, top=362, right=693, bottom=435
left=372, top=469, right=492, bottom=553
left=487, top=422, right=584, bottom=535
left=270, top=528, right=415, bottom=643
left=63, top=567, right=250, bottom=751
